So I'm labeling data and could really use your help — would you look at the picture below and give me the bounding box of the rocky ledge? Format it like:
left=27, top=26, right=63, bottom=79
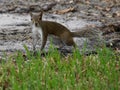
left=0, top=0, right=119, bottom=56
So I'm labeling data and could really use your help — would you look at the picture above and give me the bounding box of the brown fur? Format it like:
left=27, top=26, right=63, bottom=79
left=30, top=11, right=76, bottom=51
left=30, top=11, right=104, bottom=51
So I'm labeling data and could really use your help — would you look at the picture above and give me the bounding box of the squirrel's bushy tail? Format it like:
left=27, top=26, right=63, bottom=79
left=71, top=28, right=105, bottom=48
left=71, top=29, right=101, bottom=38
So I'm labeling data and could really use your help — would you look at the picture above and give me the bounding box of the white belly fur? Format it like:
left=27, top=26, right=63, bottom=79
left=32, top=24, right=43, bottom=44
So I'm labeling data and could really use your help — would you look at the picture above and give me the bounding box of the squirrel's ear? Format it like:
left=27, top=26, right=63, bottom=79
left=39, top=10, right=43, bottom=20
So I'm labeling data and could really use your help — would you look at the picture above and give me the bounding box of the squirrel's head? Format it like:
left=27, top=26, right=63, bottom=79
left=30, top=11, right=43, bottom=25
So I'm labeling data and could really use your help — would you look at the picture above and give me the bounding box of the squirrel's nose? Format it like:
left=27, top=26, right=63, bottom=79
left=35, top=23, right=38, bottom=26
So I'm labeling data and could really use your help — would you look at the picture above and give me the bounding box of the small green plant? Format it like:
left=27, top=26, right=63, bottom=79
left=0, top=45, right=119, bottom=90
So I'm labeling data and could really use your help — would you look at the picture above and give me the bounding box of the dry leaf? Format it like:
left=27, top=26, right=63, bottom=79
left=116, top=11, right=120, bottom=17
left=54, top=7, right=75, bottom=14
left=69, top=0, right=74, bottom=3
left=86, top=0, right=90, bottom=4
left=95, top=6, right=103, bottom=10
left=105, top=13, right=112, bottom=18
left=105, top=7, right=111, bottom=11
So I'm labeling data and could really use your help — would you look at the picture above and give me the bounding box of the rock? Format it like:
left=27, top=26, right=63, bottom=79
left=0, top=0, right=119, bottom=56
left=42, top=2, right=56, bottom=11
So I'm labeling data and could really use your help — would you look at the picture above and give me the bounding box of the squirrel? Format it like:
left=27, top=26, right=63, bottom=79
left=30, top=11, right=104, bottom=52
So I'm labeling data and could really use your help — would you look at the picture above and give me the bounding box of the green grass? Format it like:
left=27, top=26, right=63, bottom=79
left=0, top=46, right=119, bottom=90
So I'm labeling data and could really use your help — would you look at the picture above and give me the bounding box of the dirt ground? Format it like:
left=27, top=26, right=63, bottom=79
left=0, top=0, right=120, bottom=56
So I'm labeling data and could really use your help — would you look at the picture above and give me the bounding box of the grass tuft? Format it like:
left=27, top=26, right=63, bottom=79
left=0, top=46, right=119, bottom=90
